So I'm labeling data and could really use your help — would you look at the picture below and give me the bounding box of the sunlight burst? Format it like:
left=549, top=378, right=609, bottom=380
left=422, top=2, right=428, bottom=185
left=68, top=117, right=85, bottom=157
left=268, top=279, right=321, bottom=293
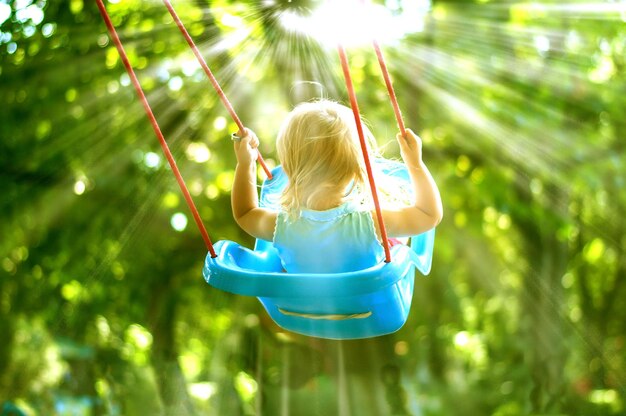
left=278, top=0, right=430, bottom=48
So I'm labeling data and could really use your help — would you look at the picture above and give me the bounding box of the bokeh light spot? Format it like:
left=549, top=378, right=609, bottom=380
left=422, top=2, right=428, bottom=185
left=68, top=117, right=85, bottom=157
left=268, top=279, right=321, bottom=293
left=144, top=152, right=161, bottom=169
left=73, top=180, right=86, bottom=195
left=0, top=4, right=11, bottom=26
left=168, top=76, right=183, bottom=91
left=186, top=142, right=211, bottom=163
left=171, top=212, right=188, bottom=232
left=213, top=116, right=227, bottom=131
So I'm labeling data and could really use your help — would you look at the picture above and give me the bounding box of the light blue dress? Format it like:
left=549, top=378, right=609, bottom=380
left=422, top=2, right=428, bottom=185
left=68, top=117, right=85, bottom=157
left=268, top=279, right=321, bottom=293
left=273, top=201, right=385, bottom=273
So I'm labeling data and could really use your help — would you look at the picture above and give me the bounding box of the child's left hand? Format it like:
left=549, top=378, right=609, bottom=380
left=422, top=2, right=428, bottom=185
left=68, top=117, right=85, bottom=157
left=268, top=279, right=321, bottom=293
left=233, top=128, right=260, bottom=166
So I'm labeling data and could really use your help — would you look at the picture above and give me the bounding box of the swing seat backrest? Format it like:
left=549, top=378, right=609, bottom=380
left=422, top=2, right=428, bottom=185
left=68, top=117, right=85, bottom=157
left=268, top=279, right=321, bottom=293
left=203, top=162, right=436, bottom=339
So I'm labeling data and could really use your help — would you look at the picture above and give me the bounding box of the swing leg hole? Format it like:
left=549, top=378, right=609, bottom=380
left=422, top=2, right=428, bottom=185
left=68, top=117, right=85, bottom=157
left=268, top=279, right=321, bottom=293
left=278, top=308, right=372, bottom=320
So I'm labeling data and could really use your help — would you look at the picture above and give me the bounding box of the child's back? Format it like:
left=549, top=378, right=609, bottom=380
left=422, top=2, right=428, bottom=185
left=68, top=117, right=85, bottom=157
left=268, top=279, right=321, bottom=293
left=273, top=200, right=383, bottom=273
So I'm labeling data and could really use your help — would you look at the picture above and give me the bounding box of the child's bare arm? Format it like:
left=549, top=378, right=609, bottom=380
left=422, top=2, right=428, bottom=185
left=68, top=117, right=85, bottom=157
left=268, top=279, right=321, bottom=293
left=231, top=130, right=277, bottom=241
left=379, top=129, right=443, bottom=238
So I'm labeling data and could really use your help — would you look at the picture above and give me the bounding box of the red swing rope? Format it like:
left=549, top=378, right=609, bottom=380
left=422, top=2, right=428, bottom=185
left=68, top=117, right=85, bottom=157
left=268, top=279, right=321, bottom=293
left=338, top=46, right=391, bottom=263
left=162, top=0, right=272, bottom=179
left=357, top=0, right=408, bottom=136
left=372, top=40, right=407, bottom=138
left=335, top=1, right=409, bottom=264
left=96, top=0, right=217, bottom=258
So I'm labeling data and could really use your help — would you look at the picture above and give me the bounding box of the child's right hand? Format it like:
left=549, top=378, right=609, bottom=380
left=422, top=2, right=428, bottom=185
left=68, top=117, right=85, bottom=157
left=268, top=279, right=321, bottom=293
left=396, top=128, right=423, bottom=169
left=233, top=128, right=260, bottom=166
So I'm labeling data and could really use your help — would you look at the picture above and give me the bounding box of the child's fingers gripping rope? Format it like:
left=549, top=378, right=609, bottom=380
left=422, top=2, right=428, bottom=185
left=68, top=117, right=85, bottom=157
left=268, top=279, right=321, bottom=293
left=396, top=128, right=423, bottom=168
left=233, top=128, right=259, bottom=165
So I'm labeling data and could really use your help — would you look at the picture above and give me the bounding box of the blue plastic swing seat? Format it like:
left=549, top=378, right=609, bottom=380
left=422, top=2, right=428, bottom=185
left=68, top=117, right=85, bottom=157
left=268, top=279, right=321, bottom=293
left=203, top=160, right=436, bottom=339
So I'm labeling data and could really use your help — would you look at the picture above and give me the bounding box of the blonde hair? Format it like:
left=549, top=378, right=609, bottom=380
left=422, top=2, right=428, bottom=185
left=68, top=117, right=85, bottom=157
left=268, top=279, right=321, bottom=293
left=277, top=100, right=378, bottom=216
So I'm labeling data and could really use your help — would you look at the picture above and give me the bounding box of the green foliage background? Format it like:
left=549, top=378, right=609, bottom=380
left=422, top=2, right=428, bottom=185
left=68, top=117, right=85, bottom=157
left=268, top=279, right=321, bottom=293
left=1, top=0, right=625, bottom=414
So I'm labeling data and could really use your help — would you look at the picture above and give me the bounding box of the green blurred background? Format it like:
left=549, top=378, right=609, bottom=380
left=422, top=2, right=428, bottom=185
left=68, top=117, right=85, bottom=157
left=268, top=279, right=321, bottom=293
left=1, top=0, right=625, bottom=414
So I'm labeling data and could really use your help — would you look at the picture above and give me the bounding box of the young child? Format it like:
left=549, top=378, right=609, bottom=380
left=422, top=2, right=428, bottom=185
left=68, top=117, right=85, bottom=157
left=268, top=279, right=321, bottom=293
left=231, top=100, right=442, bottom=273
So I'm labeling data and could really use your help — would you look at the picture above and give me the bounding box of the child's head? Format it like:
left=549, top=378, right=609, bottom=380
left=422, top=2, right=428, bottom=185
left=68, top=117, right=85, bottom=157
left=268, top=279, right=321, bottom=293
left=277, top=100, right=375, bottom=213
